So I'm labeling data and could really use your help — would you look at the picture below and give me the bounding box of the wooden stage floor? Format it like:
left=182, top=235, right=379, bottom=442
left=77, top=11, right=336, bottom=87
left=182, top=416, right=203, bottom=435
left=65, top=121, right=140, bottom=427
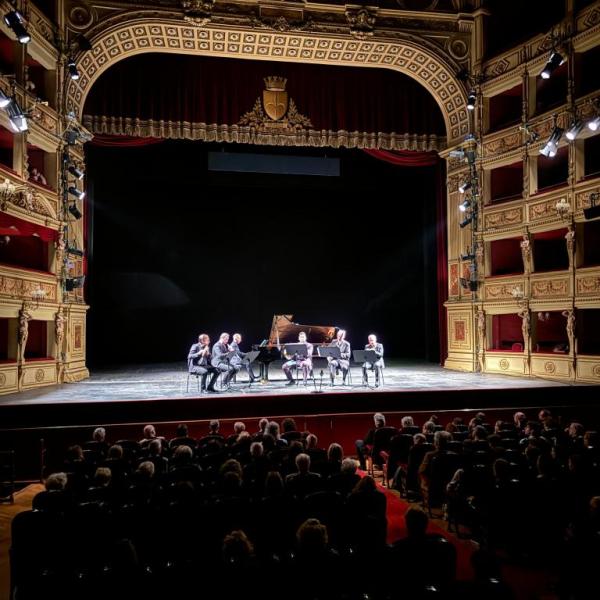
left=1, top=360, right=596, bottom=431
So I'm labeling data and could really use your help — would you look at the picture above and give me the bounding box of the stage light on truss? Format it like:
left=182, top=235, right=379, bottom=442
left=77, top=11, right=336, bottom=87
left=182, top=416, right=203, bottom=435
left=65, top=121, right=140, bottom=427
left=0, top=89, right=10, bottom=109
left=68, top=186, right=85, bottom=200
left=540, top=51, right=564, bottom=80
left=459, top=181, right=472, bottom=194
left=3, top=10, right=30, bottom=44
left=466, top=90, right=477, bottom=111
left=539, top=126, right=563, bottom=158
left=65, top=275, right=85, bottom=291
left=68, top=165, right=84, bottom=180
left=566, top=119, right=584, bottom=141
left=6, top=99, right=28, bottom=132
left=459, top=215, right=473, bottom=228
left=459, top=199, right=471, bottom=213
left=68, top=203, right=82, bottom=220
left=67, top=58, right=79, bottom=81
left=587, top=115, right=600, bottom=132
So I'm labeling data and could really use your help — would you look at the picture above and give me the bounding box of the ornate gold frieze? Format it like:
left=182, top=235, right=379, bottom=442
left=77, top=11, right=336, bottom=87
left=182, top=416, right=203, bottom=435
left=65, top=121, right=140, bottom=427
left=575, top=186, right=600, bottom=211
left=484, top=207, right=523, bottom=230
left=82, top=115, right=445, bottom=151
left=0, top=273, right=58, bottom=303
left=576, top=274, right=600, bottom=297
left=345, top=8, right=376, bottom=40
left=484, top=282, right=521, bottom=301
left=483, top=130, right=521, bottom=158
left=530, top=278, right=569, bottom=299
left=528, top=197, right=562, bottom=223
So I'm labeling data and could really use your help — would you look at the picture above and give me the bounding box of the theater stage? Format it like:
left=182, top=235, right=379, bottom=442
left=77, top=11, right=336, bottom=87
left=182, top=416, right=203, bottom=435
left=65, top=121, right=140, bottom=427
left=0, top=360, right=596, bottom=430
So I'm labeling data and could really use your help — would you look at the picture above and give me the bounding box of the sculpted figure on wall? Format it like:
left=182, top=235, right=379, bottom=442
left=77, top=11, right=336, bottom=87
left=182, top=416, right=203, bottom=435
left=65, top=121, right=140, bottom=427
left=518, top=307, right=530, bottom=354
left=565, top=227, right=575, bottom=270
left=520, top=233, right=531, bottom=275
left=18, top=303, right=33, bottom=362
left=562, top=309, right=576, bottom=355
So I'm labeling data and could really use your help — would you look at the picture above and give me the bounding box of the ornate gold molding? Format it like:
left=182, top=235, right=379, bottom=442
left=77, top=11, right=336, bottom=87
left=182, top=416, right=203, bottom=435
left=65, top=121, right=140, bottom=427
left=483, top=207, right=523, bottom=230
left=67, top=17, right=469, bottom=143
left=82, top=114, right=445, bottom=151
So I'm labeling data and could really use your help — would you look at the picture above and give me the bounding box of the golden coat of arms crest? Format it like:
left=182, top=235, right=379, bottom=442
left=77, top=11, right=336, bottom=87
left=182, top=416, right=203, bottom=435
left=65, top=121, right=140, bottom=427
left=262, top=76, right=288, bottom=121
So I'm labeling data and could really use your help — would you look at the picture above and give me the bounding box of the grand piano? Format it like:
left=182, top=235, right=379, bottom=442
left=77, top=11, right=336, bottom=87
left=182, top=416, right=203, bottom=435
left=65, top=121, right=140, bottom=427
left=253, top=314, right=336, bottom=381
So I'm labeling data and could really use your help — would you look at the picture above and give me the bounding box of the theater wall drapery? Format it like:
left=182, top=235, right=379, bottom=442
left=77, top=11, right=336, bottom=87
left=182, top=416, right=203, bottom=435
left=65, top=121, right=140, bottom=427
left=82, top=54, right=446, bottom=152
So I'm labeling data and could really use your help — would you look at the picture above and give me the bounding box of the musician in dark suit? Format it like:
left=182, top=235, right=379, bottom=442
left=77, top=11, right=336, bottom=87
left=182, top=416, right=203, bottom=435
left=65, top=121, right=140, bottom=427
left=328, top=329, right=351, bottom=385
left=187, top=333, right=219, bottom=392
left=362, top=334, right=385, bottom=387
left=231, top=333, right=259, bottom=383
left=282, top=331, right=313, bottom=386
left=212, top=332, right=238, bottom=387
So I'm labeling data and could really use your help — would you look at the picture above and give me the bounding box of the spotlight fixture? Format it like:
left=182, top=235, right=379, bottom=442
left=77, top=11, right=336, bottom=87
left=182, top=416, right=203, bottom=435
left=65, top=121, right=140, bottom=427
left=5, top=99, right=28, bottom=132
left=3, top=10, right=30, bottom=44
left=67, top=58, right=79, bottom=81
left=584, top=193, right=600, bottom=221
left=459, top=215, right=474, bottom=228
left=65, top=275, right=85, bottom=291
left=467, top=90, right=477, bottom=111
left=539, top=126, right=563, bottom=158
left=68, top=186, right=85, bottom=200
left=459, top=181, right=472, bottom=194
left=68, top=203, right=82, bottom=220
left=0, top=89, right=10, bottom=109
left=460, top=252, right=476, bottom=261
left=566, top=119, right=584, bottom=141
left=540, top=51, right=565, bottom=80
left=68, top=165, right=84, bottom=180
left=459, top=199, right=471, bottom=213
left=449, top=149, right=465, bottom=160
left=66, top=246, right=84, bottom=257
left=587, top=115, right=600, bottom=132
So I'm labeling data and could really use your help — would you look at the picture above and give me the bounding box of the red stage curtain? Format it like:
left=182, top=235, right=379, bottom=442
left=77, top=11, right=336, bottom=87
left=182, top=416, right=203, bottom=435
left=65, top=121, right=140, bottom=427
left=0, top=212, right=57, bottom=242
left=83, top=53, right=445, bottom=136
left=363, top=148, right=439, bottom=167
left=90, top=135, right=165, bottom=147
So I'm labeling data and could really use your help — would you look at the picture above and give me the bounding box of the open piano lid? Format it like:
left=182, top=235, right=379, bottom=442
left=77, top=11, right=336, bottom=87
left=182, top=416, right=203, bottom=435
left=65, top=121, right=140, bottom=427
left=267, top=315, right=336, bottom=346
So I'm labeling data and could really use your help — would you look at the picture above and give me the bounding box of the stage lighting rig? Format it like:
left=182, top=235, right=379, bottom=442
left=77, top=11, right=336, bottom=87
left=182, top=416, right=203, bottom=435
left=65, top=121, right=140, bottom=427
left=68, top=165, right=84, bottom=180
left=540, top=50, right=565, bottom=80
left=466, top=90, right=477, bottom=111
left=3, top=10, right=30, bottom=44
left=65, top=276, right=85, bottom=291
left=67, top=58, right=79, bottom=81
left=539, top=116, right=563, bottom=158
left=68, top=203, right=82, bottom=220
left=566, top=118, right=584, bottom=141
left=68, top=186, right=85, bottom=200
left=459, top=199, right=471, bottom=213
left=459, top=181, right=472, bottom=194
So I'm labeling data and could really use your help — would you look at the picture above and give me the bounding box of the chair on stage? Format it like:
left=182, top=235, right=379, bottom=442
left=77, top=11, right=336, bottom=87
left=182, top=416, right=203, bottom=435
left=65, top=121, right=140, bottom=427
left=186, top=371, right=202, bottom=393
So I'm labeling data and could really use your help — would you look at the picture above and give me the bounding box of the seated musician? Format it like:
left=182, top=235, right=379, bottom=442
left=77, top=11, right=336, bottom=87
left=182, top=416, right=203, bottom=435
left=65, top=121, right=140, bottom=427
left=211, top=332, right=239, bottom=388
left=187, top=333, right=219, bottom=392
left=282, top=331, right=313, bottom=386
left=362, top=334, right=385, bottom=387
left=230, top=333, right=259, bottom=383
left=328, top=329, right=351, bottom=385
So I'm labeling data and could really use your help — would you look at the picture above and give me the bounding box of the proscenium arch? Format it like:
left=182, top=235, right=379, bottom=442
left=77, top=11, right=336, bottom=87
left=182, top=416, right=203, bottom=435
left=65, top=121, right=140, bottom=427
left=66, top=15, right=470, bottom=145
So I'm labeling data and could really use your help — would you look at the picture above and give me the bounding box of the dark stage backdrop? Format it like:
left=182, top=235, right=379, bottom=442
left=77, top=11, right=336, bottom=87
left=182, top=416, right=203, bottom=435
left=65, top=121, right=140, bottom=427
left=85, top=142, right=440, bottom=367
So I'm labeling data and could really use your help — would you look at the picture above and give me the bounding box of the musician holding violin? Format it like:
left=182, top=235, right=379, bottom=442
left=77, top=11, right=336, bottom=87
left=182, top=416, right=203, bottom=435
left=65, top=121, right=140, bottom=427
left=187, top=333, right=220, bottom=392
left=282, top=331, right=313, bottom=386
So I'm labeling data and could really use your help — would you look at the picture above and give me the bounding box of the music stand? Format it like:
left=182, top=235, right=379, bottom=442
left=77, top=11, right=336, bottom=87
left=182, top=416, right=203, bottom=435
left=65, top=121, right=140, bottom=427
left=352, top=349, right=378, bottom=363
left=242, top=350, right=261, bottom=389
left=317, top=346, right=341, bottom=359
left=283, top=343, right=310, bottom=359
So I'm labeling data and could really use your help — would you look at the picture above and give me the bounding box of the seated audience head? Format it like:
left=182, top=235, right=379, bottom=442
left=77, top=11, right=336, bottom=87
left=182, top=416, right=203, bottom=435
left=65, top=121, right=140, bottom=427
left=434, top=430, right=451, bottom=449
left=209, top=419, right=220, bottom=433
left=108, top=444, right=123, bottom=460
left=93, top=427, right=106, bottom=442
left=341, top=458, right=358, bottom=475
left=353, top=474, right=376, bottom=494
left=176, top=423, right=189, bottom=437
left=221, top=458, right=243, bottom=477
left=267, top=421, right=281, bottom=439
left=148, top=439, right=162, bottom=455
left=429, top=415, right=439, bottom=424
left=136, top=461, right=155, bottom=480
left=250, top=441, right=264, bottom=458
left=413, top=433, right=426, bottom=445
left=327, top=443, right=343, bottom=462
left=94, top=467, right=112, bottom=487
left=373, top=412, right=386, bottom=428
left=173, top=445, right=193, bottom=464
left=67, top=445, right=83, bottom=461
left=45, top=472, right=67, bottom=491
left=306, top=434, right=318, bottom=449
left=401, top=416, right=414, bottom=428
left=223, top=530, right=254, bottom=562
left=514, top=411, right=527, bottom=428
left=265, top=471, right=284, bottom=496
left=473, top=426, right=488, bottom=441
left=258, top=418, right=269, bottom=433
left=423, top=421, right=435, bottom=434
left=297, top=518, right=328, bottom=553
left=142, top=424, right=156, bottom=439
left=233, top=421, right=246, bottom=435
left=567, top=422, right=584, bottom=438
left=295, top=453, right=311, bottom=473
left=493, top=458, right=510, bottom=481
left=282, top=417, right=297, bottom=433
left=405, top=506, right=429, bottom=539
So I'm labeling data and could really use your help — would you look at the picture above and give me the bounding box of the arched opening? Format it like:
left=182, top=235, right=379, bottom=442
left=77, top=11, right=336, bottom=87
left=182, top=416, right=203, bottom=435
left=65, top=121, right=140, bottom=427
left=81, top=52, right=448, bottom=367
